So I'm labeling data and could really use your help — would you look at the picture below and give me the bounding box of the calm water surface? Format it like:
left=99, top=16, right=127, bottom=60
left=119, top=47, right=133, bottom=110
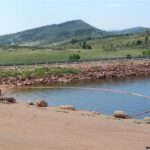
left=7, top=77, right=150, bottom=119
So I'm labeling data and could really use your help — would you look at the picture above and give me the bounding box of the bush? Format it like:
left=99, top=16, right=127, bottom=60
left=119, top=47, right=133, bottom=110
left=69, top=54, right=80, bottom=61
left=87, top=45, right=92, bottom=49
left=71, top=39, right=78, bottom=44
left=126, top=54, right=132, bottom=59
left=136, top=40, right=143, bottom=45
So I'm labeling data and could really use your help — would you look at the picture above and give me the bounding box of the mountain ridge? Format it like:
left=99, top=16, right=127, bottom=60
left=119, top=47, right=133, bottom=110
left=0, top=20, right=149, bottom=47
left=0, top=20, right=105, bottom=46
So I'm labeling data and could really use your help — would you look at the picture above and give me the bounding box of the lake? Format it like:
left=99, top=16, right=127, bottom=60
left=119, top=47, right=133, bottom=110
left=7, top=77, right=150, bottom=119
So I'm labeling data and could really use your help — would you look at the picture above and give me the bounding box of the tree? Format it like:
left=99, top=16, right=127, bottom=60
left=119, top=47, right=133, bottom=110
left=87, top=45, right=92, bottom=49
left=126, top=54, right=132, bottom=59
left=145, top=36, right=149, bottom=43
left=71, top=39, right=77, bottom=44
left=136, top=40, right=143, bottom=45
left=82, top=41, right=87, bottom=49
left=82, top=41, right=92, bottom=49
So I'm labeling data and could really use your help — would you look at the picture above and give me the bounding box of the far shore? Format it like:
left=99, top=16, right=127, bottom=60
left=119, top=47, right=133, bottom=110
left=0, top=59, right=149, bottom=87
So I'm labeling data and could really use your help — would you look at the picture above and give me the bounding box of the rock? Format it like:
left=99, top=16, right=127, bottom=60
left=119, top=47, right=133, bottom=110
left=17, top=83, right=22, bottom=87
left=0, top=97, right=16, bottom=104
left=27, top=101, right=34, bottom=105
left=113, top=111, right=128, bottom=119
left=59, top=105, right=75, bottom=111
left=36, top=100, right=48, bottom=107
left=91, top=111, right=100, bottom=115
left=144, top=117, right=150, bottom=124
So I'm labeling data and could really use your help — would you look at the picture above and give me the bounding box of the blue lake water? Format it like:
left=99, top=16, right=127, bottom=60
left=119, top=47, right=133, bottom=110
left=7, top=77, right=150, bottom=119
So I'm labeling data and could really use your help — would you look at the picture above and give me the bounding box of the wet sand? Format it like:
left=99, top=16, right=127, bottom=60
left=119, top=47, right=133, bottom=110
left=0, top=103, right=150, bottom=150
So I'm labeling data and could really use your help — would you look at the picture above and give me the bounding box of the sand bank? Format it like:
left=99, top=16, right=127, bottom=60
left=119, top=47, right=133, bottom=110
left=0, top=103, right=149, bottom=150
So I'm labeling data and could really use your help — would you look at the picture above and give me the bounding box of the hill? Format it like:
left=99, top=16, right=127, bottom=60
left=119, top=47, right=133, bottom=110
left=56, top=31, right=150, bottom=50
left=0, top=31, right=149, bottom=65
left=110, top=27, right=149, bottom=35
left=0, top=20, right=106, bottom=47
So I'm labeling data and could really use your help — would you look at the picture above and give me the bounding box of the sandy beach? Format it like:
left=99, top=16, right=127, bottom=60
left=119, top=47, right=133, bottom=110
left=0, top=102, right=150, bottom=150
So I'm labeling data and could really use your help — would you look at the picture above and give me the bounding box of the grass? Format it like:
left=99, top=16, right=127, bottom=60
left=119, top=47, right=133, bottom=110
left=0, top=32, right=149, bottom=65
left=0, top=67, right=80, bottom=78
left=0, top=47, right=144, bottom=65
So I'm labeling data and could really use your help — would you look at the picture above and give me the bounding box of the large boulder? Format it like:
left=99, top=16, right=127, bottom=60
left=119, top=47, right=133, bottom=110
left=144, top=117, right=150, bottom=124
left=36, top=100, right=48, bottom=107
left=113, top=111, right=128, bottom=119
left=59, top=105, right=76, bottom=111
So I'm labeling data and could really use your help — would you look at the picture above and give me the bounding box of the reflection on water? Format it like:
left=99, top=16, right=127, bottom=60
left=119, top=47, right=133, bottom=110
left=7, top=77, right=150, bottom=119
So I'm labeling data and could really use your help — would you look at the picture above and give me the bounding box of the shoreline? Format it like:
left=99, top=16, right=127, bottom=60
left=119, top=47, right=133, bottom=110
left=0, top=59, right=150, bottom=86
left=0, top=103, right=149, bottom=150
left=0, top=69, right=150, bottom=149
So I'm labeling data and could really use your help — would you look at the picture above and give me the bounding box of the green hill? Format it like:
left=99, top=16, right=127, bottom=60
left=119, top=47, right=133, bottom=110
left=109, top=27, right=149, bottom=35
left=0, top=19, right=149, bottom=48
left=0, top=31, right=149, bottom=65
left=0, top=20, right=106, bottom=47
left=58, top=31, right=150, bottom=50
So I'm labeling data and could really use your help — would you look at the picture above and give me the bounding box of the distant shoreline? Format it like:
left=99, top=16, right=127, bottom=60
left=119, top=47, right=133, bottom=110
left=0, top=59, right=150, bottom=87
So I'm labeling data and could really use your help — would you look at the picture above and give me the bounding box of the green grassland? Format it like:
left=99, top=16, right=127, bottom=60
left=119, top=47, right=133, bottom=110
left=0, top=32, right=149, bottom=65
left=0, top=67, right=80, bottom=78
left=0, top=47, right=143, bottom=65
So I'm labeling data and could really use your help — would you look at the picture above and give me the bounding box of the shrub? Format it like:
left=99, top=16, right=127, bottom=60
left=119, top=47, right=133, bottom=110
left=69, top=54, right=80, bottom=61
left=71, top=39, right=78, bottom=44
left=136, top=40, right=143, bottom=45
left=126, top=54, right=132, bottom=59
left=87, top=45, right=92, bottom=49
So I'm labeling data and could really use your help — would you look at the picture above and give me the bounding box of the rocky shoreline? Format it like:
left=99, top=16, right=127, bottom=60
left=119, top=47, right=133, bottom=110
left=0, top=60, right=150, bottom=86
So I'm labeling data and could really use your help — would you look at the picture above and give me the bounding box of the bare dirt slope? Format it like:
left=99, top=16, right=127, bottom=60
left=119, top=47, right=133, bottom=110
left=0, top=103, right=149, bottom=150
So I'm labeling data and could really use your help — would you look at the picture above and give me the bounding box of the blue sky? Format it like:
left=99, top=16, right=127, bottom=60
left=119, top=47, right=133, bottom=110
left=0, top=0, right=149, bottom=35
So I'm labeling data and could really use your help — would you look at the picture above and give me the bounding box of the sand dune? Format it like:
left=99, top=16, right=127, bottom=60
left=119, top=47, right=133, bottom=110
left=0, top=103, right=150, bottom=150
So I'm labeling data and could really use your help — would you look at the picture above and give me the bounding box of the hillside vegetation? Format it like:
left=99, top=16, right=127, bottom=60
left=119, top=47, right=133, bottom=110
left=0, top=31, right=149, bottom=65
left=0, top=20, right=105, bottom=47
left=0, top=20, right=149, bottom=47
left=0, top=20, right=149, bottom=65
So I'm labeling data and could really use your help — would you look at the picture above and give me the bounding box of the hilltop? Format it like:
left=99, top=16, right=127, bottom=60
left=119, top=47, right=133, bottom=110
left=0, top=20, right=105, bottom=47
left=0, top=20, right=149, bottom=47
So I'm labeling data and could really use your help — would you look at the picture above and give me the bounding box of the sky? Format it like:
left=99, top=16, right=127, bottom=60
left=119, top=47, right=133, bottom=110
left=0, top=0, right=149, bottom=35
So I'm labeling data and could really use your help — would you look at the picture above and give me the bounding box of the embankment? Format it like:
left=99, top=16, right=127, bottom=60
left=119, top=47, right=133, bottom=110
left=0, top=59, right=150, bottom=86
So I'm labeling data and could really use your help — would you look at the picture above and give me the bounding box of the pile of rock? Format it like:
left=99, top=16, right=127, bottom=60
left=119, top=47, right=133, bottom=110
left=113, top=111, right=128, bottom=119
left=27, top=101, right=34, bottom=105
left=144, top=117, right=150, bottom=124
left=59, top=105, right=76, bottom=111
left=0, top=97, right=16, bottom=104
left=36, top=100, right=48, bottom=107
